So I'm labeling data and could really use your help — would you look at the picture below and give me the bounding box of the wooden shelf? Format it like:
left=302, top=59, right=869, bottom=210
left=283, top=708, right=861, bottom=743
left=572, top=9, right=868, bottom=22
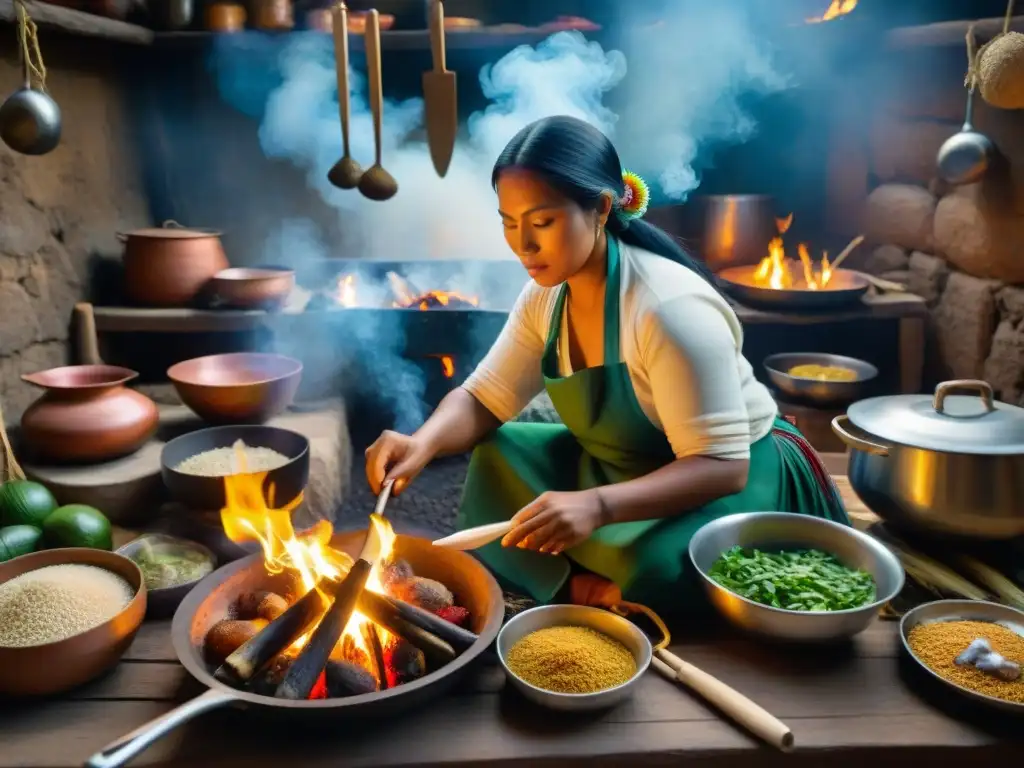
left=0, top=0, right=153, bottom=44
left=886, top=15, right=1024, bottom=50
left=93, top=306, right=281, bottom=332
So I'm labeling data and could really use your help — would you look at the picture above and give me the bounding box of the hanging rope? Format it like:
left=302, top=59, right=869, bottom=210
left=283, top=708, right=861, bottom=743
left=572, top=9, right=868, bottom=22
left=14, top=0, right=48, bottom=93
left=965, top=24, right=980, bottom=89
left=1004, top=0, right=1018, bottom=35
left=0, top=400, right=26, bottom=483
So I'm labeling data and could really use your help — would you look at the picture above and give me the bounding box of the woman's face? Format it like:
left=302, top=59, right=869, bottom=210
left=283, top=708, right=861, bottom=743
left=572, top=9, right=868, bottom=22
left=496, top=168, right=608, bottom=288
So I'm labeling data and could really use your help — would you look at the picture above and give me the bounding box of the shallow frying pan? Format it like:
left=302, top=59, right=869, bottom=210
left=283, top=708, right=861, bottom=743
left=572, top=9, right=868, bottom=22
left=716, top=266, right=870, bottom=312
left=84, top=532, right=505, bottom=768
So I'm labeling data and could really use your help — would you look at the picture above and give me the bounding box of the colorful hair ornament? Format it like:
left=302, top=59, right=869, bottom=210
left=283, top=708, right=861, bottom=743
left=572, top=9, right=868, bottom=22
left=619, top=170, right=650, bottom=222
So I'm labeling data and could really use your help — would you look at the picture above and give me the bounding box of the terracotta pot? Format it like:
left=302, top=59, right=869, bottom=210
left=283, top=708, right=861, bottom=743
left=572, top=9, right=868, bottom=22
left=120, top=220, right=229, bottom=307
left=205, top=2, right=246, bottom=31
left=251, top=0, right=293, bottom=30
left=210, top=267, right=295, bottom=310
left=20, top=365, right=160, bottom=464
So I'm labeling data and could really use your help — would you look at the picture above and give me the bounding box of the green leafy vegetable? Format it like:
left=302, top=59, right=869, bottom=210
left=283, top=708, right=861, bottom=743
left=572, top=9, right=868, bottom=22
left=708, top=546, right=876, bottom=612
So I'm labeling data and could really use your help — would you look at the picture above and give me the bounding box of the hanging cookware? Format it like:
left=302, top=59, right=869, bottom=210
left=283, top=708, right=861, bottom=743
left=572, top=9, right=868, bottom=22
left=0, top=0, right=61, bottom=156
left=119, top=221, right=229, bottom=307
left=422, top=0, right=457, bottom=177
left=975, top=0, right=1024, bottom=110
left=937, top=27, right=996, bottom=186
left=832, top=379, right=1024, bottom=540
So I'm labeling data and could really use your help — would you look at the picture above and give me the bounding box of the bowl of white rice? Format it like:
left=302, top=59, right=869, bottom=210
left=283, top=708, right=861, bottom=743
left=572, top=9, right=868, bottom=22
left=160, top=425, right=310, bottom=511
left=0, top=547, right=146, bottom=696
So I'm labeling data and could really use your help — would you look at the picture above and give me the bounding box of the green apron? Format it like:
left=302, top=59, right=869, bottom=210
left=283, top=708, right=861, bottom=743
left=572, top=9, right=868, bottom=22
left=458, top=237, right=849, bottom=612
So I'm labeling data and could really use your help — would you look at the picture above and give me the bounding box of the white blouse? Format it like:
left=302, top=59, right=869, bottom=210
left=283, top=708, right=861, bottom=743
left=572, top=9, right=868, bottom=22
left=461, top=241, right=777, bottom=461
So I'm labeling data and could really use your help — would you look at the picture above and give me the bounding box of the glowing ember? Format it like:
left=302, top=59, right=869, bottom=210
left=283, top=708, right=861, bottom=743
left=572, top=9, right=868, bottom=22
left=331, top=271, right=479, bottom=310
left=751, top=214, right=834, bottom=291
left=428, top=354, right=456, bottom=379
left=806, top=0, right=857, bottom=23
left=336, top=274, right=357, bottom=308
left=220, top=447, right=396, bottom=654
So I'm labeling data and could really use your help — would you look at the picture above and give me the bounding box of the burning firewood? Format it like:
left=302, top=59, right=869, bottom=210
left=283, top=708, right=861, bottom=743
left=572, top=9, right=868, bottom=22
left=325, top=660, right=378, bottom=697
left=215, top=577, right=332, bottom=685
left=386, top=639, right=426, bottom=687
left=388, top=576, right=454, bottom=612
left=358, top=590, right=475, bottom=653
left=361, top=622, right=389, bottom=691
left=205, top=619, right=268, bottom=663
left=356, top=593, right=456, bottom=669
left=236, top=590, right=289, bottom=622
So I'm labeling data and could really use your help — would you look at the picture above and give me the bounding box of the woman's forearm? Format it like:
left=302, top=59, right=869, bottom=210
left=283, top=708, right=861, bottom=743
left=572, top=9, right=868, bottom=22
left=597, top=456, right=750, bottom=524
left=414, top=387, right=502, bottom=458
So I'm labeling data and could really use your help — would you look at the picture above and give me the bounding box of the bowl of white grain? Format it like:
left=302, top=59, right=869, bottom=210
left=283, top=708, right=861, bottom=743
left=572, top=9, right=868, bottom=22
left=0, top=547, right=146, bottom=696
left=160, top=425, right=310, bottom=511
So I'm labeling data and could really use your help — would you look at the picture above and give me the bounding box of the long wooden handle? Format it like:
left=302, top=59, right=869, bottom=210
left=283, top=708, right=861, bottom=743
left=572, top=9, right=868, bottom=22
left=72, top=302, right=102, bottom=365
left=364, top=9, right=383, bottom=166
left=432, top=521, right=512, bottom=550
left=331, top=3, right=352, bottom=156
left=428, top=0, right=446, bottom=72
left=653, top=650, right=794, bottom=752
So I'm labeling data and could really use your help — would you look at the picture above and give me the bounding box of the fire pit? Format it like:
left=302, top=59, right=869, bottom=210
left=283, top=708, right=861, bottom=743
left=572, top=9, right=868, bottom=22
left=716, top=215, right=869, bottom=311
left=85, top=468, right=503, bottom=768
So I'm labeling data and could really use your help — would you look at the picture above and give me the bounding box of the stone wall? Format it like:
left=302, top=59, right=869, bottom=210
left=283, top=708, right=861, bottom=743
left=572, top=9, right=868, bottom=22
left=0, top=35, right=148, bottom=427
left=857, top=35, right=1024, bottom=403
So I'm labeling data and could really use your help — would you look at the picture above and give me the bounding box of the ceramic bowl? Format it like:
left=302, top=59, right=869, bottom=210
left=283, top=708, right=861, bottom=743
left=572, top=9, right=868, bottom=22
left=0, top=548, right=147, bottom=696
left=117, top=534, right=217, bottom=618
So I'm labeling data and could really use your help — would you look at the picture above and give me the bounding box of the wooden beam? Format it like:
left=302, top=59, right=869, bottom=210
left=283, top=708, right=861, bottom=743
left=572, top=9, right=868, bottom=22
left=0, top=0, right=153, bottom=44
left=887, top=15, right=1024, bottom=50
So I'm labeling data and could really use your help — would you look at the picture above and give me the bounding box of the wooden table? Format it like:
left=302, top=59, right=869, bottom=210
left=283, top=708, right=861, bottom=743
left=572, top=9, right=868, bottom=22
left=2, top=620, right=1018, bottom=768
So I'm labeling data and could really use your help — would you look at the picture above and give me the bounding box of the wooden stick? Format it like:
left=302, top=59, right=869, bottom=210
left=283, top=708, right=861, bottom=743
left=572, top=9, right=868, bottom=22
left=215, top=579, right=330, bottom=684
left=357, top=594, right=456, bottom=668
left=432, top=521, right=512, bottom=551
left=360, top=622, right=388, bottom=690
left=72, top=302, right=102, bottom=365
left=358, top=590, right=477, bottom=651
left=828, top=234, right=865, bottom=273
left=275, top=558, right=372, bottom=699
left=652, top=649, right=794, bottom=752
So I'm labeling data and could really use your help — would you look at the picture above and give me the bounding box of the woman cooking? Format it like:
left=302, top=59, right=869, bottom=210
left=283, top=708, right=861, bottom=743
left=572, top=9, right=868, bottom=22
left=366, top=115, right=849, bottom=612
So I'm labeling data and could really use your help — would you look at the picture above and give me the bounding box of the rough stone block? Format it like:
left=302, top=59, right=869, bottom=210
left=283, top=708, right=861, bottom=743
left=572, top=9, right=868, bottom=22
left=997, top=285, right=1024, bottom=325
left=933, top=186, right=1024, bottom=283
left=932, top=272, right=1000, bottom=380
left=984, top=319, right=1024, bottom=405
left=908, top=251, right=950, bottom=305
left=864, top=184, right=936, bottom=253
left=869, top=116, right=955, bottom=185
left=863, top=244, right=909, bottom=275
left=879, top=270, right=911, bottom=286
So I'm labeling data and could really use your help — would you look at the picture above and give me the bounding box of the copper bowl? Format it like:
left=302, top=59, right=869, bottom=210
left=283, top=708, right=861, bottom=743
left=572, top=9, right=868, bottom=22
left=0, top=548, right=147, bottom=696
left=167, top=353, right=303, bottom=424
left=210, top=267, right=295, bottom=310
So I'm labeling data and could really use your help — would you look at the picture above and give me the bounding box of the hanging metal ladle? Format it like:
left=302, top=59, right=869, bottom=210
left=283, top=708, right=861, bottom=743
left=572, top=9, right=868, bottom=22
left=936, top=25, right=995, bottom=186
left=0, top=0, right=61, bottom=156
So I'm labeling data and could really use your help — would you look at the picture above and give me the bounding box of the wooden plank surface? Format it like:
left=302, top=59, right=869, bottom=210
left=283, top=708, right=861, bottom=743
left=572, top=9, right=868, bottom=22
left=887, top=15, right=1024, bottom=50
left=0, top=0, right=152, bottom=43
left=2, top=619, right=1017, bottom=768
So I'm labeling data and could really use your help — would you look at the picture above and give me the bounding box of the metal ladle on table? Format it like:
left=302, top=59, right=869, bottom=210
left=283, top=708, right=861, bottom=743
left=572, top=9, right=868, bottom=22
left=0, top=1, right=61, bottom=156
left=327, top=3, right=362, bottom=190
left=357, top=9, right=398, bottom=201
left=937, top=26, right=995, bottom=186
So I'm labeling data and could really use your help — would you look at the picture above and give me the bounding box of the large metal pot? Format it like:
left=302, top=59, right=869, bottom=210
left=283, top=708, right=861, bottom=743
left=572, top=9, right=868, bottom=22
left=831, top=379, right=1024, bottom=540
left=120, top=220, right=229, bottom=307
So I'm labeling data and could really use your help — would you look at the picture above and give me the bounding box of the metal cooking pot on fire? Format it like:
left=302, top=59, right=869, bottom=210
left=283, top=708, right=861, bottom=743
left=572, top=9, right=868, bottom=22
left=832, top=379, right=1024, bottom=541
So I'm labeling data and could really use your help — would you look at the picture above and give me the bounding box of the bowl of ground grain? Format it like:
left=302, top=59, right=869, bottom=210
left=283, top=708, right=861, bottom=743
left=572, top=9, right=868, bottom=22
left=0, top=547, right=146, bottom=696
left=901, top=599, right=1024, bottom=714
left=161, top=425, right=309, bottom=511
left=497, top=604, right=651, bottom=711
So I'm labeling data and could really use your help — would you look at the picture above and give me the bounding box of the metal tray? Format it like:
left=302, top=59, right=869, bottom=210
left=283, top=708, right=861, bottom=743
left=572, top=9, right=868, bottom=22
left=899, top=599, right=1024, bottom=714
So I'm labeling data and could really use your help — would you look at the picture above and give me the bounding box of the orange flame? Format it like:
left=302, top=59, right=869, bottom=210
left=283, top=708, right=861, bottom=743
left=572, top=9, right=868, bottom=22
left=752, top=214, right=833, bottom=290
left=332, top=272, right=479, bottom=310
left=806, top=0, right=857, bottom=23
left=220, top=446, right=396, bottom=654
left=335, top=274, right=358, bottom=308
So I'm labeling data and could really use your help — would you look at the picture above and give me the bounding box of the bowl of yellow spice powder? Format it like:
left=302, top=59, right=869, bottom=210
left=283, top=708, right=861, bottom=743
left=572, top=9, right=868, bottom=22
left=497, top=604, right=651, bottom=711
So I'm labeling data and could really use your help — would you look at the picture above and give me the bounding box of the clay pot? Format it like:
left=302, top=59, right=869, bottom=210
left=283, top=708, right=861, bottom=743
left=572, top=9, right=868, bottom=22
left=20, top=365, right=159, bottom=464
left=205, top=2, right=246, bottom=31
left=120, top=220, right=229, bottom=307
left=210, top=267, right=295, bottom=310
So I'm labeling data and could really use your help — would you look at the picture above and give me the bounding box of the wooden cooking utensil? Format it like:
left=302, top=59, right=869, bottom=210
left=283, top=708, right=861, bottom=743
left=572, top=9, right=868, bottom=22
left=422, top=0, right=457, bottom=177
left=432, top=521, right=512, bottom=550
left=357, top=9, right=398, bottom=201
left=651, top=649, right=793, bottom=751
left=327, top=2, right=362, bottom=190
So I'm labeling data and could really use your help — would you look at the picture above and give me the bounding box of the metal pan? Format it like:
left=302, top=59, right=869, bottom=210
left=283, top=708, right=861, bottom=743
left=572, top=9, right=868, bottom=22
left=716, top=266, right=870, bottom=311
left=85, top=531, right=505, bottom=768
left=899, top=599, right=1024, bottom=715
left=763, top=352, right=878, bottom=407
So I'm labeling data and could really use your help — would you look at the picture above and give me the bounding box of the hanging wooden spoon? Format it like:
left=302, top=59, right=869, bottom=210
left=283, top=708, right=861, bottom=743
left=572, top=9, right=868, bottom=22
left=357, top=9, right=398, bottom=201
left=327, top=2, right=362, bottom=190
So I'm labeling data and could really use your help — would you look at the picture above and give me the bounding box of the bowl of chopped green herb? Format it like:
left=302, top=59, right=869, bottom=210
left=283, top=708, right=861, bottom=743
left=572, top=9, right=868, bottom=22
left=689, top=512, right=904, bottom=642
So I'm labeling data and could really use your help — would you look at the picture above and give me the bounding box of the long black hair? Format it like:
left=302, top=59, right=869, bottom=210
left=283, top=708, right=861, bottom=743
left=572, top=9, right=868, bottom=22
left=491, top=115, right=716, bottom=285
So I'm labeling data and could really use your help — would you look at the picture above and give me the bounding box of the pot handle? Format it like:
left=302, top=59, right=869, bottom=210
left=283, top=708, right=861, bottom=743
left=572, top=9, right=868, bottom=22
left=83, top=688, right=235, bottom=768
left=933, top=379, right=995, bottom=414
left=161, top=219, right=184, bottom=229
left=831, top=415, right=889, bottom=457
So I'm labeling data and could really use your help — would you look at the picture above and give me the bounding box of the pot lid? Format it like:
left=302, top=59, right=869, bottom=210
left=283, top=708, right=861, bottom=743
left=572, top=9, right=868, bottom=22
left=122, top=220, right=220, bottom=239
left=846, top=380, right=1024, bottom=455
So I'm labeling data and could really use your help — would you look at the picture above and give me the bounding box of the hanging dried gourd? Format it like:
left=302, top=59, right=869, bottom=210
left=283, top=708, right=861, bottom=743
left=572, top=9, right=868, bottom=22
left=973, top=0, right=1024, bottom=110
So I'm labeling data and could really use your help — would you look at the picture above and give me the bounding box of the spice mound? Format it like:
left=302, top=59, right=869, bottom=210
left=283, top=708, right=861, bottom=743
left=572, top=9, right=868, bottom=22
left=908, top=620, right=1024, bottom=704
left=787, top=364, right=858, bottom=382
left=130, top=544, right=213, bottom=590
left=0, top=564, right=134, bottom=647
left=709, top=546, right=876, bottom=611
left=506, top=625, right=637, bottom=694
left=175, top=439, right=290, bottom=477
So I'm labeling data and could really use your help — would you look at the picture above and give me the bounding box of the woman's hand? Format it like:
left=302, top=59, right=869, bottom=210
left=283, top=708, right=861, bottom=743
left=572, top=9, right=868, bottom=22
left=364, top=430, right=436, bottom=495
left=501, top=489, right=610, bottom=555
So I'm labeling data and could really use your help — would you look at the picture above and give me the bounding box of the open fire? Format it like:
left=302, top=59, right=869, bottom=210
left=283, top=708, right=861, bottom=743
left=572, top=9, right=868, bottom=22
left=204, top=455, right=476, bottom=699
left=333, top=271, right=480, bottom=311
left=752, top=214, right=836, bottom=291
left=806, top=0, right=857, bottom=23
